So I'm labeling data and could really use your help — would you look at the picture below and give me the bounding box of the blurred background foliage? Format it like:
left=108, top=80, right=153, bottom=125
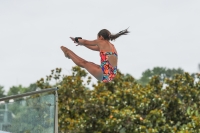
left=1, top=66, right=200, bottom=133
left=36, top=66, right=200, bottom=133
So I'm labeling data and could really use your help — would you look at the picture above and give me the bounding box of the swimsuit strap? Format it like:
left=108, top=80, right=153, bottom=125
left=111, top=44, right=118, bottom=56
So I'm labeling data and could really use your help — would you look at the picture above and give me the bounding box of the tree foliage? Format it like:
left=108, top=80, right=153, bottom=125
left=0, top=85, right=5, bottom=109
left=138, top=67, right=184, bottom=86
left=7, top=84, right=38, bottom=97
left=36, top=66, right=200, bottom=133
left=0, top=85, right=5, bottom=98
left=6, top=94, right=55, bottom=133
left=7, top=85, right=30, bottom=96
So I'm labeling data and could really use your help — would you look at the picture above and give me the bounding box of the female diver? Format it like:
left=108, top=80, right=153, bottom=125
left=61, top=28, right=129, bottom=83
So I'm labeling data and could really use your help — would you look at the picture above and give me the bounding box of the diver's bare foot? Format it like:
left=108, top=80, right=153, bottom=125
left=61, top=46, right=70, bottom=59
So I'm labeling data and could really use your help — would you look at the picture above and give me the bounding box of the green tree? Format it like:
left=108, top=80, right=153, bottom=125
left=7, top=93, right=54, bottom=133
left=0, top=85, right=6, bottom=109
left=6, top=85, right=31, bottom=115
left=7, top=83, right=38, bottom=97
left=28, top=83, right=38, bottom=92
left=138, top=67, right=184, bottom=86
left=5, top=83, right=42, bottom=117
left=36, top=66, right=200, bottom=133
left=0, top=85, right=5, bottom=98
left=7, top=85, right=30, bottom=96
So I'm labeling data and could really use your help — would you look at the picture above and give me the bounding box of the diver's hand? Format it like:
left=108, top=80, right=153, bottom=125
left=70, top=37, right=76, bottom=43
left=70, top=37, right=83, bottom=46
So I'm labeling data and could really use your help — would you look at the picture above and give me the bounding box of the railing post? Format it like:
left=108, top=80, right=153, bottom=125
left=54, top=89, right=58, bottom=133
left=5, top=103, right=8, bottom=123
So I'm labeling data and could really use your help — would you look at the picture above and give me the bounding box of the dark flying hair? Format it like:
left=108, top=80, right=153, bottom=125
left=97, top=27, right=130, bottom=41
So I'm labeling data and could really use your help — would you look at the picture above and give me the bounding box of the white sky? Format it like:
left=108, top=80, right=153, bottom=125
left=0, top=0, right=200, bottom=92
